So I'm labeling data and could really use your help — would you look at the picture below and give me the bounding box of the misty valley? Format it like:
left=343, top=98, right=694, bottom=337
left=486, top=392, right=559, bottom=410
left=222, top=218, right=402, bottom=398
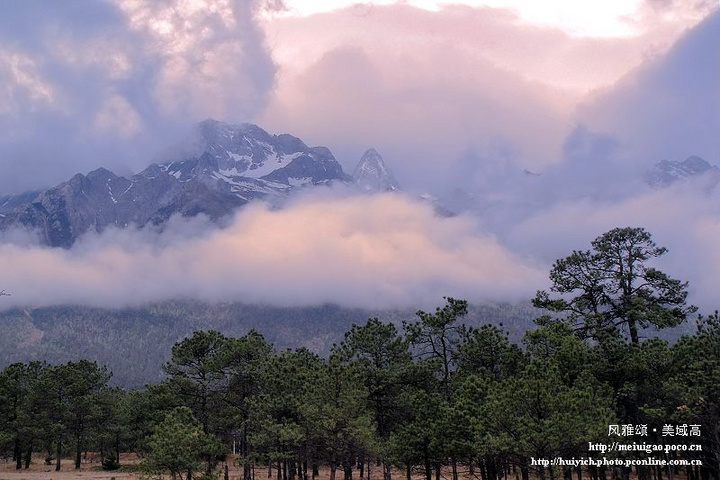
left=0, top=123, right=719, bottom=480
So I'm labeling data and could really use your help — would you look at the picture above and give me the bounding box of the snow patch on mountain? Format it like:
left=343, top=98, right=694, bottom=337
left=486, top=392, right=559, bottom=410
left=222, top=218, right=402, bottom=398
left=0, top=120, right=349, bottom=247
left=646, top=155, right=720, bottom=190
left=352, top=148, right=400, bottom=193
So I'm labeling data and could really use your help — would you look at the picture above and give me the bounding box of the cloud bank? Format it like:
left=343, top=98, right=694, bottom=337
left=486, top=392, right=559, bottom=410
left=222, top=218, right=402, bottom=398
left=2, top=183, right=718, bottom=313
left=578, top=9, right=720, bottom=167
left=0, top=193, right=545, bottom=310
left=1, top=1, right=718, bottom=316
left=259, top=2, right=717, bottom=194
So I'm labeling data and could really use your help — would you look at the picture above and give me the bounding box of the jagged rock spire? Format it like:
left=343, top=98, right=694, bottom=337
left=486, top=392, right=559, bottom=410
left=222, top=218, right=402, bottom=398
left=352, top=148, right=400, bottom=192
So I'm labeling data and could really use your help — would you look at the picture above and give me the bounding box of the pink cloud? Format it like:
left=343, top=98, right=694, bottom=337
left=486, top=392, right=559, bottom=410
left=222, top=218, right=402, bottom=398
left=0, top=192, right=545, bottom=310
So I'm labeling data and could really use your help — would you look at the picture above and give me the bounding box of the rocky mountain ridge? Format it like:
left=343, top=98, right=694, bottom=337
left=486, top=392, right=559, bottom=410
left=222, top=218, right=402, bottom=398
left=645, top=155, right=720, bottom=189
left=3, top=118, right=713, bottom=249
left=0, top=120, right=351, bottom=247
left=352, top=148, right=400, bottom=192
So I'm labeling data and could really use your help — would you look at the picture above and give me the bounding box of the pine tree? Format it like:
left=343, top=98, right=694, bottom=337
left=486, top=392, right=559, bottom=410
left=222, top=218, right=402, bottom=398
left=534, top=227, right=695, bottom=344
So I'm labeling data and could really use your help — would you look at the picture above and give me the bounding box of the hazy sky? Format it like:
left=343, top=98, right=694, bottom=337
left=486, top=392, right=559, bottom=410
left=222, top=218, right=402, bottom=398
left=1, top=0, right=718, bottom=312
left=1, top=0, right=716, bottom=191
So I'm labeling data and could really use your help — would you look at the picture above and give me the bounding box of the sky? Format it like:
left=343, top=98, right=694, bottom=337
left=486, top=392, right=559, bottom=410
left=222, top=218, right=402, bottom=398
left=0, top=0, right=719, bottom=312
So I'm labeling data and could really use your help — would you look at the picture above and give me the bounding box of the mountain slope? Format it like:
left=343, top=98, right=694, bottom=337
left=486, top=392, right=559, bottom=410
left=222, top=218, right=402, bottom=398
left=352, top=148, right=400, bottom=192
left=645, top=155, right=720, bottom=190
left=0, top=120, right=349, bottom=247
left=0, top=300, right=542, bottom=388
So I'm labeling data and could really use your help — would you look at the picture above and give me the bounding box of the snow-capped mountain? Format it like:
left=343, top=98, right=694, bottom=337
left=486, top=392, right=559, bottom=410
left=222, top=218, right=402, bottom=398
left=645, top=155, right=720, bottom=189
left=0, top=120, right=349, bottom=247
left=169, top=119, right=347, bottom=188
left=352, top=148, right=400, bottom=192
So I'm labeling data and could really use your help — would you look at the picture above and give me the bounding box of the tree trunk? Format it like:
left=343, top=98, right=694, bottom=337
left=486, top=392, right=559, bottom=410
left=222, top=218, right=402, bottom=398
left=331, top=463, right=337, bottom=480
left=576, top=465, right=583, bottom=480
left=243, top=424, right=251, bottom=480
left=244, top=456, right=252, bottom=480
left=345, top=464, right=353, bottom=480
left=628, top=320, right=639, bottom=345
left=407, top=464, right=412, bottom=480
left=424, top=442, right=432, bottom=480
left=452, top=458, right=459, bottom=480
left=23, top=439, right=33, bottom=469
left=384, top=462, right=393, bottom=480
left=520, top=459, right=529, bottom=480
left=55, top=439, right=62, bottom=471
left=488, top=457, right=498, bottom=480
left=14, top=438, right=22, bottom=470
left=206, top=454, right=215, bottom=476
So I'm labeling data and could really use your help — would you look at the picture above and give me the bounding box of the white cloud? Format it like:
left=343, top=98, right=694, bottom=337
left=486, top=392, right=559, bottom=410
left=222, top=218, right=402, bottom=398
left=259, top=2, right=716, bottom=195
left=0, top=49, right=56, bottom=114
left=577, top=9, right=720, bottom=168
left=276, top=0, right=712, bottom=38
left=0, top=192, right=545, bottom=310
left=504, top=183, right=720, bottom=312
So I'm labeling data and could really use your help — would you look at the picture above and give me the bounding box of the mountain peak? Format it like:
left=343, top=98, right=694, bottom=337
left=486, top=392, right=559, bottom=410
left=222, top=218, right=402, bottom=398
left=0, top=120, right=348, bottom=247
left=86, top=167, right=118, bottom=182
left=363, top=147, right=381, bottom=157
left=197, top=118, right=270, bottom=144
left=646, top=155, right=719, bottom=189
left=161, top=119, right=344, bottom=186
left=352, top=148, right=400, bottom=192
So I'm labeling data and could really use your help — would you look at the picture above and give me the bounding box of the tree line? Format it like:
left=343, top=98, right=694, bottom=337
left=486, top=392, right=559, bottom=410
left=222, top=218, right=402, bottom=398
left=0, top=227, right=718, bottom=480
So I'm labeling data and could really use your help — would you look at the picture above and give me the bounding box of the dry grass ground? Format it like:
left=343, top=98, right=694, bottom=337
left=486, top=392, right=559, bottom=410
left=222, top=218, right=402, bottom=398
left=1, top=456, right=688, bottom=480
left=0, top=453, right=139, bottom=480
left=0, top=455, right=417, bottom=480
